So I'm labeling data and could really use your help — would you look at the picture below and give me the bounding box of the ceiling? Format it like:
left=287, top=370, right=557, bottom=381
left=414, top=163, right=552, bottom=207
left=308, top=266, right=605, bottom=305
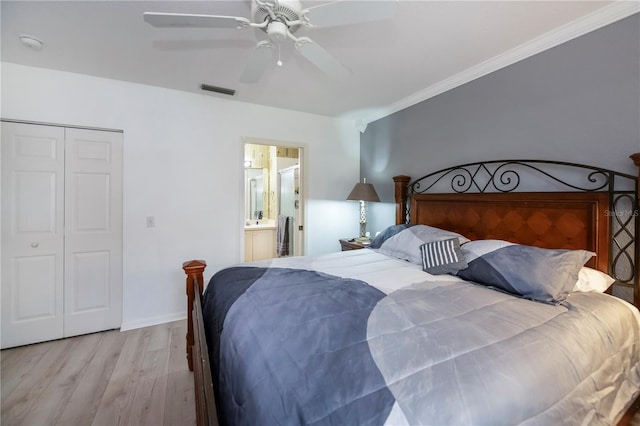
left=1, top=1, right=637, bottom=124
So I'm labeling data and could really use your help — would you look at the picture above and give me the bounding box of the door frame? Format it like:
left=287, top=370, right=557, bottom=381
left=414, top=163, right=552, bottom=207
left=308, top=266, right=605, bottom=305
left=240, top=137, right=307, bottom=259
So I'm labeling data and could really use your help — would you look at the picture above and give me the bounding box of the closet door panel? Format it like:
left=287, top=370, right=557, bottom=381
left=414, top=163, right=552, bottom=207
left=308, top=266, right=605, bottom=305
left=1, top=122, right=65, bottom=348
left=69, top=250, right=110, bottom=311
left=63, top=128, right=123, bottom=337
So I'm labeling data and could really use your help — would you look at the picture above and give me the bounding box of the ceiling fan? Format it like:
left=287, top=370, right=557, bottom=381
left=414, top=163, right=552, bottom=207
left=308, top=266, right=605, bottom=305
left=143, top=0, right=396, bottom=83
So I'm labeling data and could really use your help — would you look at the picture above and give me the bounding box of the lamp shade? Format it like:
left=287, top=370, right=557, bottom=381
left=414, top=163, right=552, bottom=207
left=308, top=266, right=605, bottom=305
left=347, top=181, right=380, bottom=202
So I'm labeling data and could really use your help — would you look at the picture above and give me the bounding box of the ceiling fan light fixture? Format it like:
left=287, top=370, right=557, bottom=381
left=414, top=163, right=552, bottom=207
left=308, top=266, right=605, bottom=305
left=267, top=20, right=289, bottom=43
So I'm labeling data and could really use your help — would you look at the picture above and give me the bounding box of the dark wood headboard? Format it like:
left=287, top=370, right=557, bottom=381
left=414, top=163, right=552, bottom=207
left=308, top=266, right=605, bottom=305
left=393, top=155, right=640, bottom=308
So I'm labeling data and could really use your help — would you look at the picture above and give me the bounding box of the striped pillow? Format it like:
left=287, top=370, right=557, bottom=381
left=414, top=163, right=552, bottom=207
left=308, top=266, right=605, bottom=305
left=420, top=238, right=468, bottom=275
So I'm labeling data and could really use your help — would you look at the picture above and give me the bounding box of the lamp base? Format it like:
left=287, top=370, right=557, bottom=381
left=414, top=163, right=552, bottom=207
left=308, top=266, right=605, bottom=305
left=359, top=200, right=368, bottom=237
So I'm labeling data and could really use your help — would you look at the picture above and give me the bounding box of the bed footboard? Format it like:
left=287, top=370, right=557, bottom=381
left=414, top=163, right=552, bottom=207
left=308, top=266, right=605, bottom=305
left=182, top=260, right=218, bottom=426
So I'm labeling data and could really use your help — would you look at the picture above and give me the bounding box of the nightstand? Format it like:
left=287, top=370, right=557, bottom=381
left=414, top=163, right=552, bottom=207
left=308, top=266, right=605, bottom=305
left=339, top=238, right=370, bottom=251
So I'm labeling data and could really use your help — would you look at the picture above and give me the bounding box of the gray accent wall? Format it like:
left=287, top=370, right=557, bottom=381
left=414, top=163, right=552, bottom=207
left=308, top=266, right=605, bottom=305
left=361, top=13, right=639, bottom=232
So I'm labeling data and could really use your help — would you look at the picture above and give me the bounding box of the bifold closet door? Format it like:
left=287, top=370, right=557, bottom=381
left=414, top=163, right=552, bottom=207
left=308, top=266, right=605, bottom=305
left=1, top=123, right=65, bottom=348
left=63, top=128, right=123, bottom=337
left=1, top=122, right=123, bottom=348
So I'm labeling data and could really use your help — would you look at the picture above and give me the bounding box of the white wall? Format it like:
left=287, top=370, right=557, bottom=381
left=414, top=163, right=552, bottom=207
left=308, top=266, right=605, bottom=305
left=1, top=62, right=361, bottom=330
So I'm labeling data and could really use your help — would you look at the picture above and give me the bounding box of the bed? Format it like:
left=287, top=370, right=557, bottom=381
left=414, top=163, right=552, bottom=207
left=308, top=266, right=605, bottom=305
left=182, top=155, right=640, bottom=426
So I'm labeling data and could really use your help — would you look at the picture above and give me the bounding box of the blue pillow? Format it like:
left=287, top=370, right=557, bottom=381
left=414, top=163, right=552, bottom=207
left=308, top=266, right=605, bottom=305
left=370, top=224, right=470, bottom=265
left=369, top=224, right=412, bottom=249
left=457, top=240, right=594, bottom=304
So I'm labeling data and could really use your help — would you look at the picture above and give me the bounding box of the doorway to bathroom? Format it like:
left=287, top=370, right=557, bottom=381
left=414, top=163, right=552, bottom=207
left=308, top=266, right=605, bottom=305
left=243, top=138, right=304, bottom=261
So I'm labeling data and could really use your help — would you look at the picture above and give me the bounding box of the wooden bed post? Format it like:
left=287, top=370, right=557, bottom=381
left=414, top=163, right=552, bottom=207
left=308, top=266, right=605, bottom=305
left=630, top=153, right=640, bottom=308
left=183, top=259, right=207, bottom=372
left=393, top=175, right=411, bottom=225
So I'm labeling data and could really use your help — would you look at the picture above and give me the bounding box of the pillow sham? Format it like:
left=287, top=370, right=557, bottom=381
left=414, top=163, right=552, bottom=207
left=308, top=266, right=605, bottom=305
left=420, top=238, right=468, bottom=275
left=573, top=267, right=615, bottom=293
left=371, top=224, right=470, bottom=265
left=457, top=239, right=595, bottom=304
left=369, top=224, right=412, bottom=249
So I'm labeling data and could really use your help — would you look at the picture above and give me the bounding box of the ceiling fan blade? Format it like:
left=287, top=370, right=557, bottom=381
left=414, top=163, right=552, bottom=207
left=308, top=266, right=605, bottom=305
left=239, top=41, right=274, bottom=84
left=304, top=0, right=397, bottom=28
left=143, top=12, right=250, bottom=29
left=295, top=38, right=350, bottom=81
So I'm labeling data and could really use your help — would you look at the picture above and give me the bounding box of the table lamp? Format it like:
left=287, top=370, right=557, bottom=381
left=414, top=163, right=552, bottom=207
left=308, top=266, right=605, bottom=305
left=347, top=178, right=380, bottom=238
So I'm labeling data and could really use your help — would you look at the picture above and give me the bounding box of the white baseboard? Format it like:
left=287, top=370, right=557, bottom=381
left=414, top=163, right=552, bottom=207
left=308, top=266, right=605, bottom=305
left=120, top=312, right=187, bottom=331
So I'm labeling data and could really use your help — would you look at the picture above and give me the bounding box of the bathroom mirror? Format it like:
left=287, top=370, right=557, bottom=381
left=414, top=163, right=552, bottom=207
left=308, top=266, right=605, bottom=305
left=245, top=168, right=264, bottom=221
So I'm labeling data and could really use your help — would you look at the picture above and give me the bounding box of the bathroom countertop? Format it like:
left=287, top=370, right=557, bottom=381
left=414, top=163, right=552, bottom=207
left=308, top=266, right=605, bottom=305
left=244, top=224, right=276, bottom=230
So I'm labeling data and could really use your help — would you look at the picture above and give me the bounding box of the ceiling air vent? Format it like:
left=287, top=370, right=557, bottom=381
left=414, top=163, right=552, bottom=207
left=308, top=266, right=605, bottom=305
left=200, top=84, right=236, bottom=96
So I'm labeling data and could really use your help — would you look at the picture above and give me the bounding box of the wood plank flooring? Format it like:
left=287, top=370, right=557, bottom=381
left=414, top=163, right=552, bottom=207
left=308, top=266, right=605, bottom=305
left=3, top=319, right=640, bottom=426
left=1, top=320, right=195, bottom=426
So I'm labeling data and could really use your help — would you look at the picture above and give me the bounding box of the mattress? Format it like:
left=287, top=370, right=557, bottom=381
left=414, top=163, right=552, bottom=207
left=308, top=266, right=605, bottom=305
left=202, top=249, right=640, bottom=425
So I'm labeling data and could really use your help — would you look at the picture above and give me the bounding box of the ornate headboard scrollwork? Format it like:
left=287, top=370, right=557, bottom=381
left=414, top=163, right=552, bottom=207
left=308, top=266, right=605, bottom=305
left=394, top=156, right=640, bottom=307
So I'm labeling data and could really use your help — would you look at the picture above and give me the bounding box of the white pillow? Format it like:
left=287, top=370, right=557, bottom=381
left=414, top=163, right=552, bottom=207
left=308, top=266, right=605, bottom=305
left=572, top=267, right=616, bottom=293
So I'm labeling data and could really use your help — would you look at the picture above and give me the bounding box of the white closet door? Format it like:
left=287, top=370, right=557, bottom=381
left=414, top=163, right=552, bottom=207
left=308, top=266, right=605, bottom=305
left=63, top=128, right=123, bottom=337
left=1, top=122, right=65, bottom=348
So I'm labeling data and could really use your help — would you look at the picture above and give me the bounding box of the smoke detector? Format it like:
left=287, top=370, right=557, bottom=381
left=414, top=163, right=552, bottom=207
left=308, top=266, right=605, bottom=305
left=19, top=35, right=43, bottom=51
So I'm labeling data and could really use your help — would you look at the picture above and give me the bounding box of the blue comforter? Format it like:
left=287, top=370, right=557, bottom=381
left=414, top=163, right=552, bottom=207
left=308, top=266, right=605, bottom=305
left=203, top=266, right=394, bottom=425
left=202, top=252, right=640, bottom=426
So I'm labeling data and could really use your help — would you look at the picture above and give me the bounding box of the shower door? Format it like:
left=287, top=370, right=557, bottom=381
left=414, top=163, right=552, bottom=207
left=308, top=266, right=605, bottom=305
left=279, top=166, right=301, bottom=256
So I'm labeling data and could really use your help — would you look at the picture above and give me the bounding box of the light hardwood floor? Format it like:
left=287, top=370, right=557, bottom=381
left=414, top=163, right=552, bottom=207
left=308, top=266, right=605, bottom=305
left=1, top=320, right=196, bottom=426
left=3, top=319, right=639, bottom=426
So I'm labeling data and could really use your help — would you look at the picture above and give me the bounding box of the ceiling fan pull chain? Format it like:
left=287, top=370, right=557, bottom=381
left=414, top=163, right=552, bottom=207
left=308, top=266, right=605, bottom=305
left=277, top=44, right=283, bottom=67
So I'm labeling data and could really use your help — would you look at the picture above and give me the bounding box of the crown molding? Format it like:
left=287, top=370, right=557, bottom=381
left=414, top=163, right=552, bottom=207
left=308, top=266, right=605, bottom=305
left=363, top=1, right=640, bottom=127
